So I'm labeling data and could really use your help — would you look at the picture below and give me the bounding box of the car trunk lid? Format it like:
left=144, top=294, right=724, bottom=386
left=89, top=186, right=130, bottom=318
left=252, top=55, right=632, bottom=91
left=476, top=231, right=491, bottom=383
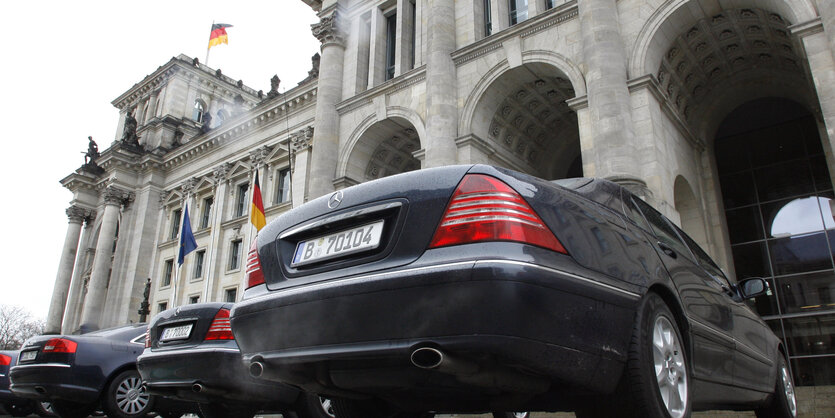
left=150, top=302, right=233, bottom=350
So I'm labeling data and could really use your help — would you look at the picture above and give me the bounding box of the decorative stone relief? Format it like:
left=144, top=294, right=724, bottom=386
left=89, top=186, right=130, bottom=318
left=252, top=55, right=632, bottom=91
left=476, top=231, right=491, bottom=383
left=249, top=145, right=273, bottom=168
left=212, top=163, right=232, bottom=186
left=103, top=186, right=134, bottom=207
left=292, top=126, right=314, bottom=152
left=67, top=206, right=95, bottom=224
left=311, top=12, right=344, bottom=47
left=180, top=178, right=198, bottom=196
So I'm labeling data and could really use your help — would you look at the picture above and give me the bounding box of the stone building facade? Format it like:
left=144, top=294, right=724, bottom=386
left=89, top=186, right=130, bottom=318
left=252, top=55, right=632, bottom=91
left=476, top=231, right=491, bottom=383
left=49, top=0, right=834, bottom=387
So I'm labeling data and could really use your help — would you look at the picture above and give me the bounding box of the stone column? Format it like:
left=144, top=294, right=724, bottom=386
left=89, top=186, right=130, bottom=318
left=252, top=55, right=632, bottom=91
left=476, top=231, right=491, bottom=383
left=61, top=215, right=95, bottom=334
left=395, top=0, right=416, bottom=76
left=79, top=187, right=132, bottom=329
left=308, top=10, right=346, bottom=200
left=44, top=206, right=88, bottom=333
left=203, top=163, right=230, bottom=302
left=578, top=0, right=642, bottom=187
left=819, top=1, right=835, bottom=56
left=424, top=0, right=459, bottom=167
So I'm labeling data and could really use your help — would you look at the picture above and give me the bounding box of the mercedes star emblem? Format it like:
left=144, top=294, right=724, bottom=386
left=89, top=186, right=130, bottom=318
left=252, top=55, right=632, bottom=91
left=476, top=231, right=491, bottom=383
left=328, top=190, right=344, bottom=209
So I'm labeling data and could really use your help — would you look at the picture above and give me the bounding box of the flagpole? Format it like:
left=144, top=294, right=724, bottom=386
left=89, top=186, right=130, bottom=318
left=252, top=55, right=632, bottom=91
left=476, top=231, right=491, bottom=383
left=205, top=20, right=214, bottom=66
left=248, top=168, right=257, bottom=245
left=171, top=200, right=188, bottom=308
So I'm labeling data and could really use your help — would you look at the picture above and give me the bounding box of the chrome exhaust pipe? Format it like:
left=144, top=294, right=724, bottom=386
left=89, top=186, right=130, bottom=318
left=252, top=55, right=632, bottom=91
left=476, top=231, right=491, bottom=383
left=249, top=361, right=265, bottom=378
left=192, top=383, right=204, bottom=393
left=410, top=347, right=478, bottom=375
left=409, top=347, right=548, bottom=393
left=410, top=347, right=443, bottom=369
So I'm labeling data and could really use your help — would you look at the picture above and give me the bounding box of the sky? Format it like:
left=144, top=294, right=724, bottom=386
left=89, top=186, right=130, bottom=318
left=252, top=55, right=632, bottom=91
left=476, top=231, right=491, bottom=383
left=0, top=1, right=321, bottom=320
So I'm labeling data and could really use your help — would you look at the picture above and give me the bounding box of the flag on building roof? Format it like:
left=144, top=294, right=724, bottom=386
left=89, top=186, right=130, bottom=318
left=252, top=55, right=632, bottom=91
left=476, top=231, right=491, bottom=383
left=208, top=23, right=233, bottom=49
left=178, top=204, right=198, bottom=266
left=251, top=171, right=266, bottom=231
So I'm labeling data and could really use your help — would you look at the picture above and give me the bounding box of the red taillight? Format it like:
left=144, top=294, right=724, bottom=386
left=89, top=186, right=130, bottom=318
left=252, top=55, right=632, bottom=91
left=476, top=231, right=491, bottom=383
left=429, top=174, right=566, bottom=253
left=0, top=354, right=10, bottom=366
left=43, top=338, right=78, bottom=353
left=205, top=308, right=234, bottom=341
left=245, top=239, right=265, bottom=289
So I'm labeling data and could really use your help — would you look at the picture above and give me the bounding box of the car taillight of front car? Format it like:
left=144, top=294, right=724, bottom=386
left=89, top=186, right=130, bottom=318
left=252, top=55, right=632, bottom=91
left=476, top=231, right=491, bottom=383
left=429, top=174, right=566, bottom=253
left=43, top=338, right=77, bottom=353
left=0, top=354, right=10, bottom=366
left=245, top=239, right=265, bottom=289
left=205, top=308, right=234, bottom=341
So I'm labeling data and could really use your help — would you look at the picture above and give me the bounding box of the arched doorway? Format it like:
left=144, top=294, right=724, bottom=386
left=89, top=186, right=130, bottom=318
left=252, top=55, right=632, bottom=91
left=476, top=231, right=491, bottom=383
left=469, top=62, right=581, bottom=180
left=343, top=117, right=421, bottom=183
left=715, top=98, right=835, bottom=386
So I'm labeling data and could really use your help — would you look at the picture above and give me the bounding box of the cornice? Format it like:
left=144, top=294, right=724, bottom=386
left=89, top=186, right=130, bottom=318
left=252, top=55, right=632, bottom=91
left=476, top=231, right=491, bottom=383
left=789, top=17, right=823, bottom=38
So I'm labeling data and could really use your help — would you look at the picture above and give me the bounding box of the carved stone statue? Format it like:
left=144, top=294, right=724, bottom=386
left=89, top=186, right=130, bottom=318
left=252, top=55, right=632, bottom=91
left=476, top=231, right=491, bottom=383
left=201, top=111, right=213, bottom=133
left=84, top=136, right=100, bottom=164
left=268, top=75, right=281, bottom=99
left=121, top=109, right=140, bottom=147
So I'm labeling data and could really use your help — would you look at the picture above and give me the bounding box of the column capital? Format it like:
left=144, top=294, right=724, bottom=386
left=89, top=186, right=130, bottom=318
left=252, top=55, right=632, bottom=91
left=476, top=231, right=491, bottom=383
left=312, top=11, right=345, bottom=47
left=103, top=186, right=134, bottom=206
left=66, top=206, right=95, bottom=224
left=180, top=178, right=198, bottom=196
left=249, top=145, right=274, bottom=169
left=292, top=126, right=314, bottom=152
left=212, top=162, right=232, bottom=186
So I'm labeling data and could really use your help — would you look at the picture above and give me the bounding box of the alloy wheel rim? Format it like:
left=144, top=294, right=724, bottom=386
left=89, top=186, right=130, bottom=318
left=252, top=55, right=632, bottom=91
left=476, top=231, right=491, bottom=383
left=319, top=396, right=335, bottom=418
left=652, top=316, right=688, bottom=418
left=781, top=364, right=797, bottom=417
left=512, top=413, right=529, bottom=418
left=115, top=375, right=150, bottom=415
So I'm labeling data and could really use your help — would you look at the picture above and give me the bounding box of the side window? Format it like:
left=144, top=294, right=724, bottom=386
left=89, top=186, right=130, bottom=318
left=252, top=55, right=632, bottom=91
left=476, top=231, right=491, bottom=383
left=678, top=228, right=731, bottom=286
left=632, top=197, right=693, bottom=261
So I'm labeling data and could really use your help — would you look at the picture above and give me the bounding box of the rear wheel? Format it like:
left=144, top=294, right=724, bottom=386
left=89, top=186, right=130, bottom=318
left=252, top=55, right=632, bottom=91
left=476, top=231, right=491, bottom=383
left=756, top=355, right=797, bottom=418
left=101, top=369, right=154, bottom=418
left=331, top=398, right=434, bottom=418
left=626, top=293, right=690, bottom=418
left=35, top=401, right=56, bottom=417
left=51, top=400, right=96, bottom=418
left=197, top=402, right=258, bottom=418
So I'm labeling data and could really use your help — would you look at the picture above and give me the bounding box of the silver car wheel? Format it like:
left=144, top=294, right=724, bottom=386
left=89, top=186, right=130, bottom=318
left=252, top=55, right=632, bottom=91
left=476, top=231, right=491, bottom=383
left=512, top=413, right=529, bottom=418
left=652, top=316, right=688, bottom=418
left=319, top=396, right=335, bottom=418
left=780, top=363, right=797, bottom=417
left=115, top=375, right=150, bottom=415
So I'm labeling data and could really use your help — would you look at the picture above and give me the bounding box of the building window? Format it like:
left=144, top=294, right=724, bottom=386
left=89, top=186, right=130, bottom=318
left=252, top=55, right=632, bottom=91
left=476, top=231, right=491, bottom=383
left=484, top=0, right=493, bottom=36
left=193, top=249, right=205, bottom=279
left=193, top=100, right=205, bottom=123
left=385, top=13, right=397, bottom=81
left=236, top=183, right=249, bottom=217
left=201, top=197, right=214, bottom=229
left=545, top=0, right=555, bottom=9
left=276, top=168, right=291, bottom=204
left=157, top=302, right=168, bottom=313
left=189, top=295, right=199, bottom=304
left=229, top=239, right=242, bottom=270
left=509, top=0, right=528, bottom=25
left=225, top=288, right=238, bottom=303
left=162, top=259, right=173, bottom=287
left=170, top=209, right=182, bottom=240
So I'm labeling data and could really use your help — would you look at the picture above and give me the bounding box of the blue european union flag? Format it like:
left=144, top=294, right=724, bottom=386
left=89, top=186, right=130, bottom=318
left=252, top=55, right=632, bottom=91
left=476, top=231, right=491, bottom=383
left=177, top=204, right=198, bottom=266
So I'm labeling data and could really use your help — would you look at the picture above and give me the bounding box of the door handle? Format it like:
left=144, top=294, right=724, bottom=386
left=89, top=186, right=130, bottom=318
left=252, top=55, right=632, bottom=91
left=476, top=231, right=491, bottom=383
left=658, top=242, right=677, bottom=259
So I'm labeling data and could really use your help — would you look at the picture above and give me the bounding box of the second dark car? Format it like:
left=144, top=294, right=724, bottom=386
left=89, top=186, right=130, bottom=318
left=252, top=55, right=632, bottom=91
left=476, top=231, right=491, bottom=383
left=230, top=165, right=796, bottom=418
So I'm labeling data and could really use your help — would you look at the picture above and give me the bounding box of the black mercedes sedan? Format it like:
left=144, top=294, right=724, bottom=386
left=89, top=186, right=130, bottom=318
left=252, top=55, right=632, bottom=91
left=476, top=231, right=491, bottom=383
left=1, top=350, right=52, bottom=417
left=137, top=302, right=334, bottom=418
left=10, top=324, right=195, bottom=418
left=230, top=165, right=796, bottom=418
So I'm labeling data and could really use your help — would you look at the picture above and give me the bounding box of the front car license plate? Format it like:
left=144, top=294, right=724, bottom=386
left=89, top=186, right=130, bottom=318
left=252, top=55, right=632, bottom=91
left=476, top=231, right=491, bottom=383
left=19, top=350, right=37, bottom=362
left=160, top=324, right=193, bottom=342
left=292, top=220, right=384, bottom=267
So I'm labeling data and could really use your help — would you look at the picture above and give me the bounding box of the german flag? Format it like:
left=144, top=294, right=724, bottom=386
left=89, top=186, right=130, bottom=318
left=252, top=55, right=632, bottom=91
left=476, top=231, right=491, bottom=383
left=251, top=170, right=266, bottom=231
left=208, top=23, right=233, bottom=49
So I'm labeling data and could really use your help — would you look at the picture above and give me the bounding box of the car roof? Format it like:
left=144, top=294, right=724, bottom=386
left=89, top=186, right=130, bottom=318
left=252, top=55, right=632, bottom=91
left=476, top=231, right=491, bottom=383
left=551, top=177, right=629, bottom=214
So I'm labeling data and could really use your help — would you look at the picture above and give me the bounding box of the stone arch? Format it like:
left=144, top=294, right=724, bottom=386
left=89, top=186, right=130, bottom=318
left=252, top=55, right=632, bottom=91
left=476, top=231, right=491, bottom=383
left=673, top=175, right=708, bottom=251
left=461, top=55, right=583, bottom=180
left=338, top=112, right=423, bottom=183
left=629, top=0, right=818, bottom=78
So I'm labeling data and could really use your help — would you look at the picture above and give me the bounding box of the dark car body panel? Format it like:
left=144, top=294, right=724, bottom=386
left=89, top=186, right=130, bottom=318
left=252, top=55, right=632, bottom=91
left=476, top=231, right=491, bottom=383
left=232, top=165, right=784, bottom=412
left=137, top=302, right=300, bottom=406
left=10, top=324, right=146, bottom=403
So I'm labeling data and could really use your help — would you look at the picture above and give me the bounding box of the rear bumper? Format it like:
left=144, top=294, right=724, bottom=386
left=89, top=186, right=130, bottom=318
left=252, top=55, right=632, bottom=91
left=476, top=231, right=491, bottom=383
left=137, top=346, right=299, bottom=405
left=232, top=256, right=642, bottom=403
left=9, top=363, right=99, bottom=403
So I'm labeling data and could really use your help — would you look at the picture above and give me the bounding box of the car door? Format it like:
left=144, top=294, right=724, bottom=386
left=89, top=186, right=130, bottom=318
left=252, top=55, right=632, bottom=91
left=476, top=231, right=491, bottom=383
left=630, top=197, right=736, bottom=386
left=676, top=230, right=775, bottom=392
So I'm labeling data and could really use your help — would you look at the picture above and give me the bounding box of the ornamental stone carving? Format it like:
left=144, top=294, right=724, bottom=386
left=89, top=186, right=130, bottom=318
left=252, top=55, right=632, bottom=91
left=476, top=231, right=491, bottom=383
left=311, top=12, right=344, bottom=46
left=103, top=186, right=134, bottom=206
left=66, top=206, right=95, bottom=224
left=291, top=126, right=314, bottom=152
left=212, top=163, right=232, bottom=186
left=180, top=178, right=198, bottom=196
left=249, top=145, right=273, bottom=168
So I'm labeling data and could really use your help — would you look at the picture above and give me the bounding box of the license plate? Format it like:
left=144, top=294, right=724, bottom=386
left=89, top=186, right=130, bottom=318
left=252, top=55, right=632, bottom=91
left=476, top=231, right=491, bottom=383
left=160, top=324, right=193, bottom=342
left=292, top=220, right=384, bottom=267
left=20, top=350, right=37, bottom=362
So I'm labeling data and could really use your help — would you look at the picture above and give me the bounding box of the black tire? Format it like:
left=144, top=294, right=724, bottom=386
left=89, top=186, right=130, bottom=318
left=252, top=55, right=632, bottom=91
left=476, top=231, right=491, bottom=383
left=492, top=413, right=530, bottom=418
left=756, top=355, right=797, bottom=418
left=100, top=369, right=154, bottom=418
left=197, top=402, right=257, bottom=418
left=35, top=401, right=57, bottom=417
left=626, top=293, right=691, bottom=418
left=331, top=398, right=434, bottom=418
left=51, top=400, right=97, bottom=418
left=3, top=401, right=34, bottom=417
left=295, top=393, right=336, bottom=418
